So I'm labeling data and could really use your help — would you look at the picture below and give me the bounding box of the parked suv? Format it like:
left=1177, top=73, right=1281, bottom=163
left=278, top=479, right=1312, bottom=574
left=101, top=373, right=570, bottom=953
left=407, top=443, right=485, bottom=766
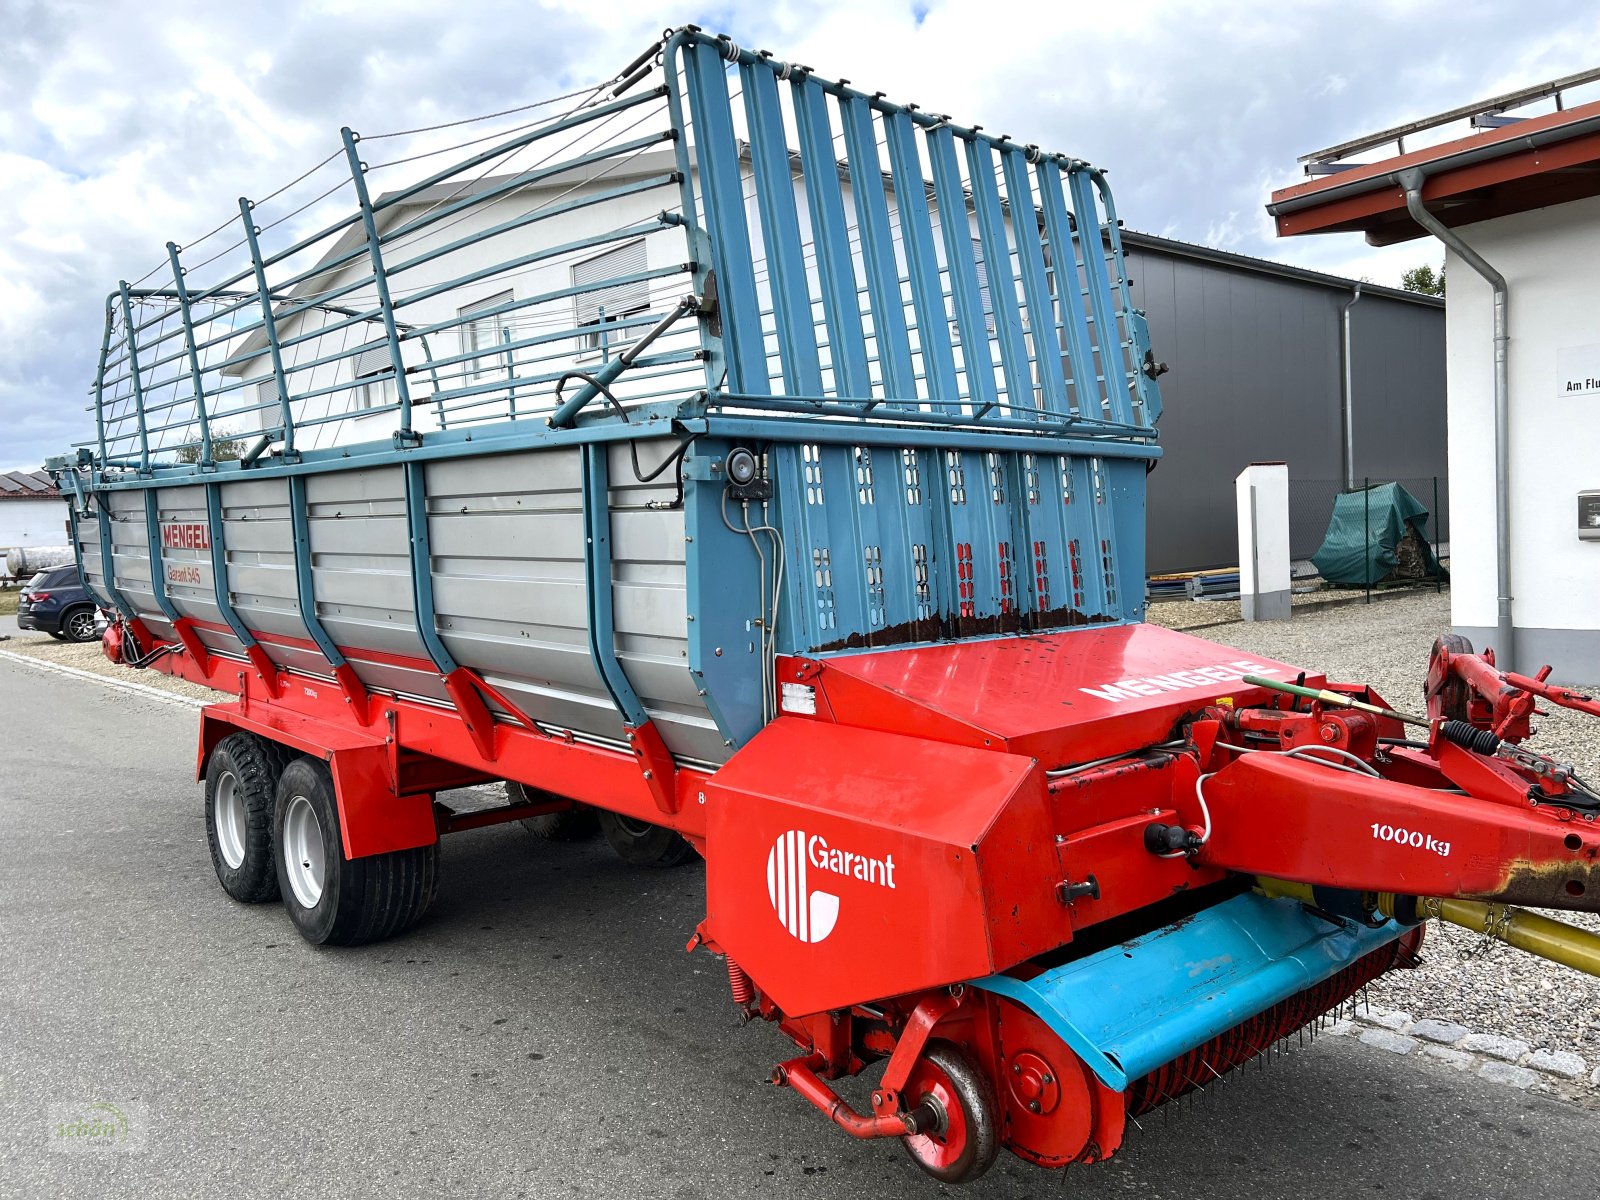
left=16, top=565, right=99, bottom=642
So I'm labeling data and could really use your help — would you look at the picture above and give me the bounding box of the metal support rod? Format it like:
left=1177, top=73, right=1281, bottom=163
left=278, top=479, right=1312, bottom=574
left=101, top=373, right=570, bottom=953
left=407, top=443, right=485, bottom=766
left=1340, top=282, right=1364, bottom=490
left=547, top=295, right=700, bottom=427
left=165, top=242, right=215, bottom=467
left=237, top=198, right=298, bottom=459
left=1364, top=477, right=1371, bottom=604
left=116, top=282, right=152, bottom=473
left=1401, top=169, right=1513, bottom=670
left=341, top=127, right=416, bottom=441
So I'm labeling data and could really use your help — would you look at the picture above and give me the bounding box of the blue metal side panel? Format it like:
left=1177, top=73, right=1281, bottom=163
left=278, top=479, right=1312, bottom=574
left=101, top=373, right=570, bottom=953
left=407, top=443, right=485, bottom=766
left=882, top=112, right=959, bottom=409
left=741, top=64, right=823, bottom=396
left=1035, top=165, right=1095, bottom=420
left=975, top=893, right=1407, bottom=1091
left=1001, top=155, right=1070, bottom=418
left=926, top=126, right=997, bottom=416
left=790, top=77, right=872, bottom=399
left=965, top=140, right=1033, bottom=413
left=837, top=96, right=916, bottom=402
left=1067, top=168, right=1132, bottom=427
left=683, top=42, right=770, bottom=395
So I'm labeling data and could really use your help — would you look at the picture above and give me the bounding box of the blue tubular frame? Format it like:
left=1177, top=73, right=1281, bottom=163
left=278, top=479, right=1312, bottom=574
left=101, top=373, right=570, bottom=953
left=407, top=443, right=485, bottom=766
left=237, top=199, right=299, bottom=457
left=341, top=127, right=416, bottom=443
left=115, top=283, right=152, bottom=474
left=165, top=243, right=215, bottom=467
left=927, top=124, right=999, bottom=416
left=286, top=474, right=357, bottom=685
left=836, top=93, right=917, bottom=404
left=1000, top=154, right=1070, bottom=418
left=205, top=483, right=279, bottom=686
left=791, top=75, right=871, bottom=398
left=882, top=111, right=958, bottom=410
left=578, top=444, right=648, bottom=727
left=741, top=62, right=824, bottom=396
left=682, top=40, right=768, bottom=396
left=60, top=29, right=1169, bottom=757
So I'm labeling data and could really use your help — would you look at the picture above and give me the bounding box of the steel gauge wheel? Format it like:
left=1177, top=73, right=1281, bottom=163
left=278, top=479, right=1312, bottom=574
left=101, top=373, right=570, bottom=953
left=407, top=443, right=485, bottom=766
left=900, top=1041, right=1000, bottom=1184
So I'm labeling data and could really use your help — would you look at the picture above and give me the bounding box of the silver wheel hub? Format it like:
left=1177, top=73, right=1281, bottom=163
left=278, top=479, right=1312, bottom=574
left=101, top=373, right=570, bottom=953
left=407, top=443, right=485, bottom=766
left=282, top=795, right=326, bottom=909
left=214, top=771, right=246, bottom=871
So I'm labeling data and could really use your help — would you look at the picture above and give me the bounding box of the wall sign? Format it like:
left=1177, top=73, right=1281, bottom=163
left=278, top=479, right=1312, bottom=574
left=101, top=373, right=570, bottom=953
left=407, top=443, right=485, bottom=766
left=1558, top=343, right=1600, bottom=397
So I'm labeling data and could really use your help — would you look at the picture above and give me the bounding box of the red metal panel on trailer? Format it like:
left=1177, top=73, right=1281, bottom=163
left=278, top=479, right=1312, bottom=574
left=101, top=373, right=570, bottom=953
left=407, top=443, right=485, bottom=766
left=704, top=718, right=1059, bottom=1018
left=782, top=624, right=1317, bottom=766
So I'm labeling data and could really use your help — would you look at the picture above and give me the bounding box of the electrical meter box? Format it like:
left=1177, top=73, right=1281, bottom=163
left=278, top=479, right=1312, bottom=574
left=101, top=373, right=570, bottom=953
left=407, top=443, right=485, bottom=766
left=1581, top=490, right=1600, bottom=541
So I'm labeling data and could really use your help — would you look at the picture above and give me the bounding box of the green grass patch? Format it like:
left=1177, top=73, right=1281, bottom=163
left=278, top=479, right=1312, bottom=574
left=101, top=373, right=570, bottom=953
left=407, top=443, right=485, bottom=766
left=0, top=589, right=19, bottom=616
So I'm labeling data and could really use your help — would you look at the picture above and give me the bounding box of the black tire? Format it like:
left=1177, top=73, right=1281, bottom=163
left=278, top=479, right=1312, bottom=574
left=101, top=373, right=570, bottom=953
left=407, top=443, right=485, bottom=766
left=60, top=605, right=99, bottom=642
left=205, top=732, right=291, bottom=903
left=48, top=631, right=68, bottom=641
left=274, top=757, right=439, bottom=946
left=900, top=1041, right=1000, bottom=1184
left=505, top=781, right=600, bottom=841
left=596, top=810, right=698, bottom=868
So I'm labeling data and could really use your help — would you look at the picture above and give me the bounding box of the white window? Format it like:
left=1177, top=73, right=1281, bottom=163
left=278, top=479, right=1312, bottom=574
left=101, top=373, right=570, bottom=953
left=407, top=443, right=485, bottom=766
left=459, top=290, right=515, bottom=382
left=351, top=342, right=395, bottom=410
left=572, top=239, right=649, bottom=354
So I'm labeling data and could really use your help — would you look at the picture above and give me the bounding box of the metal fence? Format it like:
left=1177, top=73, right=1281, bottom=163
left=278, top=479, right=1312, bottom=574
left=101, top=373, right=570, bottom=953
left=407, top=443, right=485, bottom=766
left=1288, top=475, right=1449, bottom=600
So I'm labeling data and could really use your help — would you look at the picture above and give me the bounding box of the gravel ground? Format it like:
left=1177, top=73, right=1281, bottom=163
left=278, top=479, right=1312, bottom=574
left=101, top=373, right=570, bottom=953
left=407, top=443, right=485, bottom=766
left=1151, top=587, right=1600, bottom=1069
left=0, top=622, right=216, bottom=702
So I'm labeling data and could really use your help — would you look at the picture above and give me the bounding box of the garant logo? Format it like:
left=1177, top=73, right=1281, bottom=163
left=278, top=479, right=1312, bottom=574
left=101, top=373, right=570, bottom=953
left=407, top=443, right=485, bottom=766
left=766, top=830, right=897, bottom=944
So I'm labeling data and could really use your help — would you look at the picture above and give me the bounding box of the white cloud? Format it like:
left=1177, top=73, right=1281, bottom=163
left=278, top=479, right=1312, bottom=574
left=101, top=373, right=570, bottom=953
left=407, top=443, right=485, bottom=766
left=0, top=0, right=1594, bottom=467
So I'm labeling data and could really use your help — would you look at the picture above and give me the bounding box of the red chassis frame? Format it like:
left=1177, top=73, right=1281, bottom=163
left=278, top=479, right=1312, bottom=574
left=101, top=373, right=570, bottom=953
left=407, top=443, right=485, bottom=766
left=116, top=616, right=1600, bottom=1175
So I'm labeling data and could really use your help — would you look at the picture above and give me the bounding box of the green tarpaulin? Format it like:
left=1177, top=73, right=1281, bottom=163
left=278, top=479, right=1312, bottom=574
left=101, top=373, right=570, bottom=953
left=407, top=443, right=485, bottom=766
left=1312, top=482, right=1448, bottom=587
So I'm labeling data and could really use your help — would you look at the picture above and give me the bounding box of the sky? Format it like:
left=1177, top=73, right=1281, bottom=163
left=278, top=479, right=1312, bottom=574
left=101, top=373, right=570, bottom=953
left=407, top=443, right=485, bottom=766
left=3, top=0, right=1597, bottom=470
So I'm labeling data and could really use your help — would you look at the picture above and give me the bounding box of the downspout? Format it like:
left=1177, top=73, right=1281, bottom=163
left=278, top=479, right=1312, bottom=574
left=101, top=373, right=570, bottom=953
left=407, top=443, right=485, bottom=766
left=1399, top=167, right=1513, bottom=670
left=1340, top=282, right=1364, bottom=490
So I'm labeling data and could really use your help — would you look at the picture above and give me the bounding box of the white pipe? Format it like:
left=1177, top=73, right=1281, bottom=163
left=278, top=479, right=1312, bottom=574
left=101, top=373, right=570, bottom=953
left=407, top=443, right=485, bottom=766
left=1341, top=282, right=1365, bottom=490
left=1399, top=168, right=1513, bottom=670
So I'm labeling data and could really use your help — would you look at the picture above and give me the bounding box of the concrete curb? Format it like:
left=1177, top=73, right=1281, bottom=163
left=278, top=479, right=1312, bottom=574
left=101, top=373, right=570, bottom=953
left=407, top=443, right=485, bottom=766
left=1334, top=1002, right=1596, bottom=1100
left=0, top=648, right=206, bottom=709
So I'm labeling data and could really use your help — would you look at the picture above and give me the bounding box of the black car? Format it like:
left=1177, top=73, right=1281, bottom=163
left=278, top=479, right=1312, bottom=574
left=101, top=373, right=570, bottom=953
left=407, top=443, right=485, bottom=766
left=16, top=564, right=100, bottom=642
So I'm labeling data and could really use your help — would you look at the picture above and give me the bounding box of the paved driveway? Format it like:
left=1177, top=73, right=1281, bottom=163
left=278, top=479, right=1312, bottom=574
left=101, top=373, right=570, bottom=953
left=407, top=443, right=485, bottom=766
left=2, top=658, right=1597, bottom=1198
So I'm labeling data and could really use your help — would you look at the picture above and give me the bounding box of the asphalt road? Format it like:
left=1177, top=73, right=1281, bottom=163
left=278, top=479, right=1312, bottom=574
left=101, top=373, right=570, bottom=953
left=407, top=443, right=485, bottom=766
left=2, top=655, right=1598, bottom=1199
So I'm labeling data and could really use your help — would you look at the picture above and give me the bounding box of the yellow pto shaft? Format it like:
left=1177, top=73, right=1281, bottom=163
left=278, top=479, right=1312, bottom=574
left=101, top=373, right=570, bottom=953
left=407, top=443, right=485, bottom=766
left=1255, top=879, right=1600, bottom=979
left=1407, top=897, right=1600, bottom=978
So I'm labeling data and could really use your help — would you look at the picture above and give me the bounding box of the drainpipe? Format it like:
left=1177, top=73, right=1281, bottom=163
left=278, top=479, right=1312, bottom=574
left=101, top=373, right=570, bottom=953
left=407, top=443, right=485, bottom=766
left=1399, top=167, right=1513, bottom=671
left=1341, top=282, right=1365, bottom=490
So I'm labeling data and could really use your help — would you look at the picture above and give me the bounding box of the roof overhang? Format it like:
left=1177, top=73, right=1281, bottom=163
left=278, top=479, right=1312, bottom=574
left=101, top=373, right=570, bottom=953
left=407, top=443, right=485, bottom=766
left=1267, top=97, right=1600, bottom=246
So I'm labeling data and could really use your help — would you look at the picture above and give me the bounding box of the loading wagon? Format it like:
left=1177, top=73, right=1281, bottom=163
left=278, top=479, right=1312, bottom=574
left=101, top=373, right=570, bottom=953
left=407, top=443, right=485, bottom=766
left=49, top=28, right=1600, bottom=1183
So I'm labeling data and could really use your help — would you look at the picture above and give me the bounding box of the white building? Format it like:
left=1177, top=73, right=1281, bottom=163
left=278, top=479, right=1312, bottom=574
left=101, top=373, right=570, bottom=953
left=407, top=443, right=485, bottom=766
left=0, top=469, right=66, bottom=577
left=1270, top=79, right=1600, bottom=682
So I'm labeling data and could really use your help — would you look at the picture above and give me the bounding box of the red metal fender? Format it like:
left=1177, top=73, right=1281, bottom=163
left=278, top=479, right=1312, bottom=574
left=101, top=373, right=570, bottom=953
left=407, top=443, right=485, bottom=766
left=704, top=717, right=1062, bottom=1019
left=197, top=701, right=437, bottom=860
left=1193, top=752, right=1600, bottom=909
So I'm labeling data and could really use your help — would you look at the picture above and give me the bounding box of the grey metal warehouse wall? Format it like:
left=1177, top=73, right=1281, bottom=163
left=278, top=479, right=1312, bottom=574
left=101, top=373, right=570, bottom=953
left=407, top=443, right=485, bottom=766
left=1122, top=235, right=1446, bottom=574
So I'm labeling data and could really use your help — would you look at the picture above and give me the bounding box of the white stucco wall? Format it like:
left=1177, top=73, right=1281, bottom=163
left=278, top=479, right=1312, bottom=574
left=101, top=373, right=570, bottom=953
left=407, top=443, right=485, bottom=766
left=0, top=498, right=68, bottom=553
left=1444, top=193, right=1600, bottom=680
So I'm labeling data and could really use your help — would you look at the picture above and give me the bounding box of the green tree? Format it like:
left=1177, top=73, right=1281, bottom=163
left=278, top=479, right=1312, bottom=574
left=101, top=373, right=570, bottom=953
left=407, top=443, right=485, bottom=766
left=175, top=429, right=246, bottom=464
left=1400, top=263, right=1445, bottom=296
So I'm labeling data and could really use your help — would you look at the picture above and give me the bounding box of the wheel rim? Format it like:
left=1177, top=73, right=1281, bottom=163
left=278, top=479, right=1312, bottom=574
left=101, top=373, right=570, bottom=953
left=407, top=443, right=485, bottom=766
left=67, top=610, right=96, bottom=640
left=283, top=795, right=326, bottom=909
left=214, top=771, right=247, bottom=870
left=614, top=815, right=653, bottom=838
left=903, top=1062, right=972, bottom=1176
